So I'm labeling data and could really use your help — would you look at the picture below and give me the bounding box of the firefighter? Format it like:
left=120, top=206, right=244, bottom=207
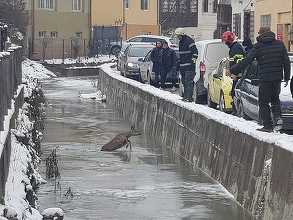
left=222, top=31, right=246, bottom=114
left=175, top=28, right=198, bottom=102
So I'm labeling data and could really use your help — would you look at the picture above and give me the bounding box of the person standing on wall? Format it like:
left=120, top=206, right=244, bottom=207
left=175, top=28, right=198, bottom=102
left=222, top=31, right=246, bottom=115
left=150, top=41, right=163, bottom=88
left=231, top=27, right=291, bottom=132
left=161, top=40, right=178, bottom=91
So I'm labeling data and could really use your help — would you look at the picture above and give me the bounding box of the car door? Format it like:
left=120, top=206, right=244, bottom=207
left=121, top=46, right=130, bottom=74
left=140, top=52, right=151, bottom=82
left=203, top=43, right=229, bottom=88
left=240, top=61, right=259, bottom=120
left=212, top=61, right=224, bottom=103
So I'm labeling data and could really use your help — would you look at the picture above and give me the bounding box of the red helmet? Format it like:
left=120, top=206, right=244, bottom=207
left=222, top=31, right=236, bottom=45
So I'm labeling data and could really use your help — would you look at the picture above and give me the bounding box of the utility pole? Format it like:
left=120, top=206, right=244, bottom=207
left=31, top=0, right=35, bottom=58
left=122, top=0, right=127, bottom=40
left=291, top=0, right=293, bottom=51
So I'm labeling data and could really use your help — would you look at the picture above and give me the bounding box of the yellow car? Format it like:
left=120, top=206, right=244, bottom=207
left=207, top=58, right=233, bottom=113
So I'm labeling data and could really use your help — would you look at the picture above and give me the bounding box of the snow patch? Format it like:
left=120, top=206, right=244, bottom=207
left=22, top=59, right=56, bottom=81
left=44, top=55, right=116, bottom=65
left=100, top=63, right=293, bottom=153
left=79, top=90, right=106, bottom=102
left=3, top=106, right=43, bottom=220
left=41, top=208, right=64, bottom=218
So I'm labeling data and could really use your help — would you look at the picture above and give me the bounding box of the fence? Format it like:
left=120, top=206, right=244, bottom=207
left=0, top=46, right=23, bottom=199
left=0, top=47, right=22, bottom=131
left=33, top=38, right=90, bottom=60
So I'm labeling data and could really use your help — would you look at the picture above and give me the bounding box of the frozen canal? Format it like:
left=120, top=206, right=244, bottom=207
left=37, top=76, right=253, bottom=220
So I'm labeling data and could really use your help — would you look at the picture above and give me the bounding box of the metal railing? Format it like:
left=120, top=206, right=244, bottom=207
left=0, top=47, right=23, bottom=131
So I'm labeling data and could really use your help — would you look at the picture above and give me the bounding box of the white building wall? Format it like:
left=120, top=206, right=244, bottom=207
left=174, top=0, right=217, bottom=41
left=231, top=0, right=255, bottom=40
left=197, top=0, right=218, bottom=40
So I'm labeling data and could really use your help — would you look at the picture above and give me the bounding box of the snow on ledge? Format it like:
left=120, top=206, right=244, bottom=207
left=100, top=63, right=293, bottom=153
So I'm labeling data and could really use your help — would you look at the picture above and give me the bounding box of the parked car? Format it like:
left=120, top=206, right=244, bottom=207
left=207, top=58, right=233, bottom=113
left=234, top=61, right=293, bottom=130
left=138, top=48, right=179, bottom=85
left=117, top=42, right=150, bottom=71
left=179, top=39, right=229, bottom=104
left=110, top=35, right=178, bottom=56
left=119, top=44, right=155, bottom=81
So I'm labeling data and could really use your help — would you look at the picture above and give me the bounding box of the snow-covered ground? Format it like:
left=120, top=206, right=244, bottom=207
left=101, top=63, right=293, bottom=153
left=4, top=105, right=44, bottom=220
left=22, top=59, right=56, bottom=80
left=44, top=55, right=116, bottom=65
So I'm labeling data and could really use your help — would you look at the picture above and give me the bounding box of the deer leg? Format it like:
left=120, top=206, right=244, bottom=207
left=128, top=139, right=132, bottom=151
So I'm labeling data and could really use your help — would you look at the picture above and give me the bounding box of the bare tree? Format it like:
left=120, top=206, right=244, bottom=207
left=0, top=0, right=27, bottom=33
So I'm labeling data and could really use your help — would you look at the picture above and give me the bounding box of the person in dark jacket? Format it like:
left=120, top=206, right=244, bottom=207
left=290, top=77, right=293, bottom=98
left=222, top=31, right=246, bottom=114
left=175, top=28, right=198, bottom=102
left=242, top=38, right=253, bottom=54
left=0, top=25, right=8, bottom=51
left=231, top=27, right=291, bottom=132
left=161, top=41, right=177, bottom=90
left=150, top=41, right=163, bottom=88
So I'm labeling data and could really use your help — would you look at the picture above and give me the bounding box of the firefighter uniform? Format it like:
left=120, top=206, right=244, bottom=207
left=178, top=35, right=198, bottom=102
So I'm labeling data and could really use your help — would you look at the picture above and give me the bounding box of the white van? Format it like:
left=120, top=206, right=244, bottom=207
left=179, top=39, right=229, bottom=104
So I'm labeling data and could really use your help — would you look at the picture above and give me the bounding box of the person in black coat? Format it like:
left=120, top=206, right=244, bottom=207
left=150, top=41, right=163, bottom=88
left=231, top=27, right=291, bottom=132
left=242, top=38, right=253, bottom=54
left=0, top=25, right=8, bottom=51
left=290, top=77, right=293, bottom=98
left=161, top=41, right=177, bottom=90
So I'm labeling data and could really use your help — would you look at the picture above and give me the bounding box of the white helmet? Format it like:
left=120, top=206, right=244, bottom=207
left=175, top=28, right=186, bottom=36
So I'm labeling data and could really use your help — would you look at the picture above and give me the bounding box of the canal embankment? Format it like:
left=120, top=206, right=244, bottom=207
left=99, top=63, right=293, bottom=220
left=0, top=53, right=57, bottom=219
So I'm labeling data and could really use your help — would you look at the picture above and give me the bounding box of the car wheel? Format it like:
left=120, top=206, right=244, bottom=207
left=219, top=92, right=230, bottom=113
left=207, top=88, right=217, bottom=109
left=111, top=46, right=121, bottom=56
left=237, top=100, right=250, bottom=120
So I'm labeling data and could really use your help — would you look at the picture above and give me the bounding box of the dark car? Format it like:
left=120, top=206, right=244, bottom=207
left=234, top=61, right=293, bottom=130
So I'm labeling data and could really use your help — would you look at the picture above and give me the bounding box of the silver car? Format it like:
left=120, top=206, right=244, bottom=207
left=119, top=44, right=154, bottom=81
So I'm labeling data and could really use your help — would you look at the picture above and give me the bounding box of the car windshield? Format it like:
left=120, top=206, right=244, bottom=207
left=169, top=38, right=178, bottom=45
left=128, top=47, right=153, bottom=57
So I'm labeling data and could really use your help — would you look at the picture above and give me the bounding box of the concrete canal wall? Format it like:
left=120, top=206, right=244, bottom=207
left=99, top=64, right=293, bottom=220
left=0, top=47, right=24, bottom=200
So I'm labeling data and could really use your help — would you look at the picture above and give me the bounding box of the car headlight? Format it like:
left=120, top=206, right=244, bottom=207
left=127, top=63, right=139, bottom=69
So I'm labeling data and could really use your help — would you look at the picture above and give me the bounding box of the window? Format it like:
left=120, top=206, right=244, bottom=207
left=76, top=32, right=82, bottom=38
left=141, top=0, right=149, bottom=10
left=128, top=37, right=143, bottom=42
left=190, top=0, right=198, bottom=13
left=39, top=0, right=54, bottom=9
left=260, top=15, right=271, bottom=28
left=203, top=0, right=209, bottom=12
left=233, top=13, right=241, bottom=38
left=39, top=31, right=47, bottom=38
left=143, top=37, right=159, bottom=43
left=213, top=0, right=217, bottom=13
left=124, top=0, right=129, bottom=9
left=51, top=31, right=58, bottom=38
left=72, top=0, right=82, bottom=11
